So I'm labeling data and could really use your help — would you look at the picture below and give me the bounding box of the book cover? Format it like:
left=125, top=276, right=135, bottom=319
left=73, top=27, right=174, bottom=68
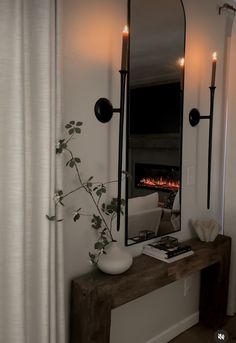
left=143, top=249, right=194, bottom=263
left=143, top=243, right=192, bottom=258
left=149, top=241, right=178, bottom=252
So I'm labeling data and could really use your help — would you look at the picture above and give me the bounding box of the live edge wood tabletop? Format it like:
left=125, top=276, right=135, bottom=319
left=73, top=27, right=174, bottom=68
left=70, top=235, right=231, bottom=343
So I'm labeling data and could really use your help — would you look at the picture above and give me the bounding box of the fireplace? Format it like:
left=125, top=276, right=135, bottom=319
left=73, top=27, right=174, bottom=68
left=135, top=163, right=180, bottom=192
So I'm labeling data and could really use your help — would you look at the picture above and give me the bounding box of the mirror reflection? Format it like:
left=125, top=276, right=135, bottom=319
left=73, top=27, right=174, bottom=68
left=125, top=0, right=185, bottom=245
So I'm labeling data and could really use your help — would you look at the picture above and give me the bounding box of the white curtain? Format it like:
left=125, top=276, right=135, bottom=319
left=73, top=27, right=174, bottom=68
left=0, top=1, right=65, bottom=342
left=224, top=14, right=236, bottom=316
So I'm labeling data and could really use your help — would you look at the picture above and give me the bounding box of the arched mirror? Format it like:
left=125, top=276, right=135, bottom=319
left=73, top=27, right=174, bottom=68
left=125, top=0, right=186, bottom=245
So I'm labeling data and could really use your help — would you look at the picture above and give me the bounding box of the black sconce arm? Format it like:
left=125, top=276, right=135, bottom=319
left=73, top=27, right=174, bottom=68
left=189, top=86, right=216, bottom=209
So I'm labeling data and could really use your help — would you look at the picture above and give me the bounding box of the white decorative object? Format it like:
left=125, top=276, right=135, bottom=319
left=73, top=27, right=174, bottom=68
left=97, top=242, right=133, bottom=275
left=191, top=219, right=220, bottom=242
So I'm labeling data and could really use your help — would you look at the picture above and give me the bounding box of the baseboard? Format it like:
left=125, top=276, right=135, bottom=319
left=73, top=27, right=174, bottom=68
left=145, top=312, right=199, bottom=343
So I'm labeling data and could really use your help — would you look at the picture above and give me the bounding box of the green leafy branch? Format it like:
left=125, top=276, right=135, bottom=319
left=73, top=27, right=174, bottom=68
left=47, top=120, right=125, bottom=264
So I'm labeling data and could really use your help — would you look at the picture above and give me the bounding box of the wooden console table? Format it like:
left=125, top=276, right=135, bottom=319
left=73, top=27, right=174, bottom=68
left=70, top=235, right=231, bottom=343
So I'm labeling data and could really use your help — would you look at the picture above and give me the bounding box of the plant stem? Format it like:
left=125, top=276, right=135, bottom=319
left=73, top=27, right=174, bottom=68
left=65, top=132, right=75, bottom=145
left=62, top=185, right=84, bottom=199
left=110, top=212, right=116, bottom=232
left=65, top=147, right=114, bottom=241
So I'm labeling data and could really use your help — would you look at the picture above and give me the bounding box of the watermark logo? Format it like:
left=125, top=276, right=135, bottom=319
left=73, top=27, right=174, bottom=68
left=214, top=330, right=229, bottom=342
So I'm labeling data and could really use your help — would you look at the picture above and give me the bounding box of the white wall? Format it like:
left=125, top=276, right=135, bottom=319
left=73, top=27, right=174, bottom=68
left=62, top=1, right=127, bottom=339
left=62, top=0, right=230, bottom=341
left=181, top=0, right=228, bottom=231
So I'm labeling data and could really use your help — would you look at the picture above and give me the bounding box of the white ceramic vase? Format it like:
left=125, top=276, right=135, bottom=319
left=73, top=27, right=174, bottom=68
left=97, top=242, right=133, bottom=275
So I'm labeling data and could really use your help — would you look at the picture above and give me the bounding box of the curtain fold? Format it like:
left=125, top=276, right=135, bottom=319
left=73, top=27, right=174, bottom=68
left=0, top=1, right=65, bottom=342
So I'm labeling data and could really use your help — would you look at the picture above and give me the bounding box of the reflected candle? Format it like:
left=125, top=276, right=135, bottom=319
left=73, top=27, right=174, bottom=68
left=179, top=57, right=185, bottom=91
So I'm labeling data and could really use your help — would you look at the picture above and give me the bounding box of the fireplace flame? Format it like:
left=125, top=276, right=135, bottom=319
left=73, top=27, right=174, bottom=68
left=139, top=177, right=180, bottom=190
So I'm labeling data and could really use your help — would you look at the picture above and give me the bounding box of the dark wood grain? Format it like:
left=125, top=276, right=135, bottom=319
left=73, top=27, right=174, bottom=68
left=70, top=235, right=231, bottom=343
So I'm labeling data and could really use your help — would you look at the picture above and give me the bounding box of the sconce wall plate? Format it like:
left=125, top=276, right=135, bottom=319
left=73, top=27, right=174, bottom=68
left=94, top=98, right=115, bottom=123
left=189, top=108, right=202, bottom=126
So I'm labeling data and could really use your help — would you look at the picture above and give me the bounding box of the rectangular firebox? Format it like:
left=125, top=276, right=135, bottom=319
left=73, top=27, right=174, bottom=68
left=135, top=163, right=180, bottom=192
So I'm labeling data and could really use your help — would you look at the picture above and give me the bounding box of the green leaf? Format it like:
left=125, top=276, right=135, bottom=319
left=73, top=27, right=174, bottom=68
left=87, top=182, right=92, bottom=189
left=69, top=160, right=75, bottom=168
left=68, top=128, right=74, bottom=135
left=76, top=121, right=83, bottom=126
left=75, top=128, right=81, bottom=134
left=46, top=215, right=63, bottom=222
left=89, top=252, right=96, bottom=264
left=91, top=215, right=102, bottom=230
left=65, top=124, right=72, bottom=128
left=94, top=242, right=104, bottom=250
left=46, top=214, right=56, bottom=221
left=101, top=236, right=109, bottom=246
left=96, top=189, right=102, bottom=197
left=56, top=147, right=62, bottom=154
left=56, top=139, right=67, bottom=154
left=73, top=208, right=81, bottom=222
left=106, top=207, right=113, bottom=214
left=73, top=213, right=80, bottom=222
left=105, top=198, right=123, bottom=214
left=75, top=157, right=81, bottom=163
left=95, top=184, right=107, bottom=197
left=69, top=120, right=75, bottom=125
left=88, top=176, right=94, bottom=182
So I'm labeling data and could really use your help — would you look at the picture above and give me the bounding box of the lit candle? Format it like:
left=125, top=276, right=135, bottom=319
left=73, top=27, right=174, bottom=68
left=121, top=25, right=129, bottom=70
left=211, top=52, right=217, bottom=87
left=178, top=57, right=185, bottom=91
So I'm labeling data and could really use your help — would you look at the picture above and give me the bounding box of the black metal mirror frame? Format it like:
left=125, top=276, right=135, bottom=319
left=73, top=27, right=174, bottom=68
left=125, top=0, right=186, bottom=246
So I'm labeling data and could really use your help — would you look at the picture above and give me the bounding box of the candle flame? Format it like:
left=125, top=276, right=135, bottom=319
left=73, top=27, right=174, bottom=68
left=123, top=25, right=129, bottom=34
left=178, top=57, right=185, bottom=67
left=212, top=52, right=217, bottom=61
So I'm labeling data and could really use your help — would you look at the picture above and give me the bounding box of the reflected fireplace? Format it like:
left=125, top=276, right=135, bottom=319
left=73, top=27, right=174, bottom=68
left=135, top=163, right=180, bottom=192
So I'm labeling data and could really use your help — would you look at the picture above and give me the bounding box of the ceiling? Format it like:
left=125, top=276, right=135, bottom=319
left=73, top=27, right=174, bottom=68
left=129, top=0, right=185, bottom=87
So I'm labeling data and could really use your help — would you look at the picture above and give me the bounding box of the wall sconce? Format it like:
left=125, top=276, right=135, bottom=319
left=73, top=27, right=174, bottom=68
left=189, top=52, right=217, bottom=209
left=94, top=26, right=129, bottom=231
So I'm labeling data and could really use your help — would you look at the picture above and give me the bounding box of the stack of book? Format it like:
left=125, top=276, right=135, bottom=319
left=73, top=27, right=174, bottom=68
left=142, top=240, right=194, bottom=263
